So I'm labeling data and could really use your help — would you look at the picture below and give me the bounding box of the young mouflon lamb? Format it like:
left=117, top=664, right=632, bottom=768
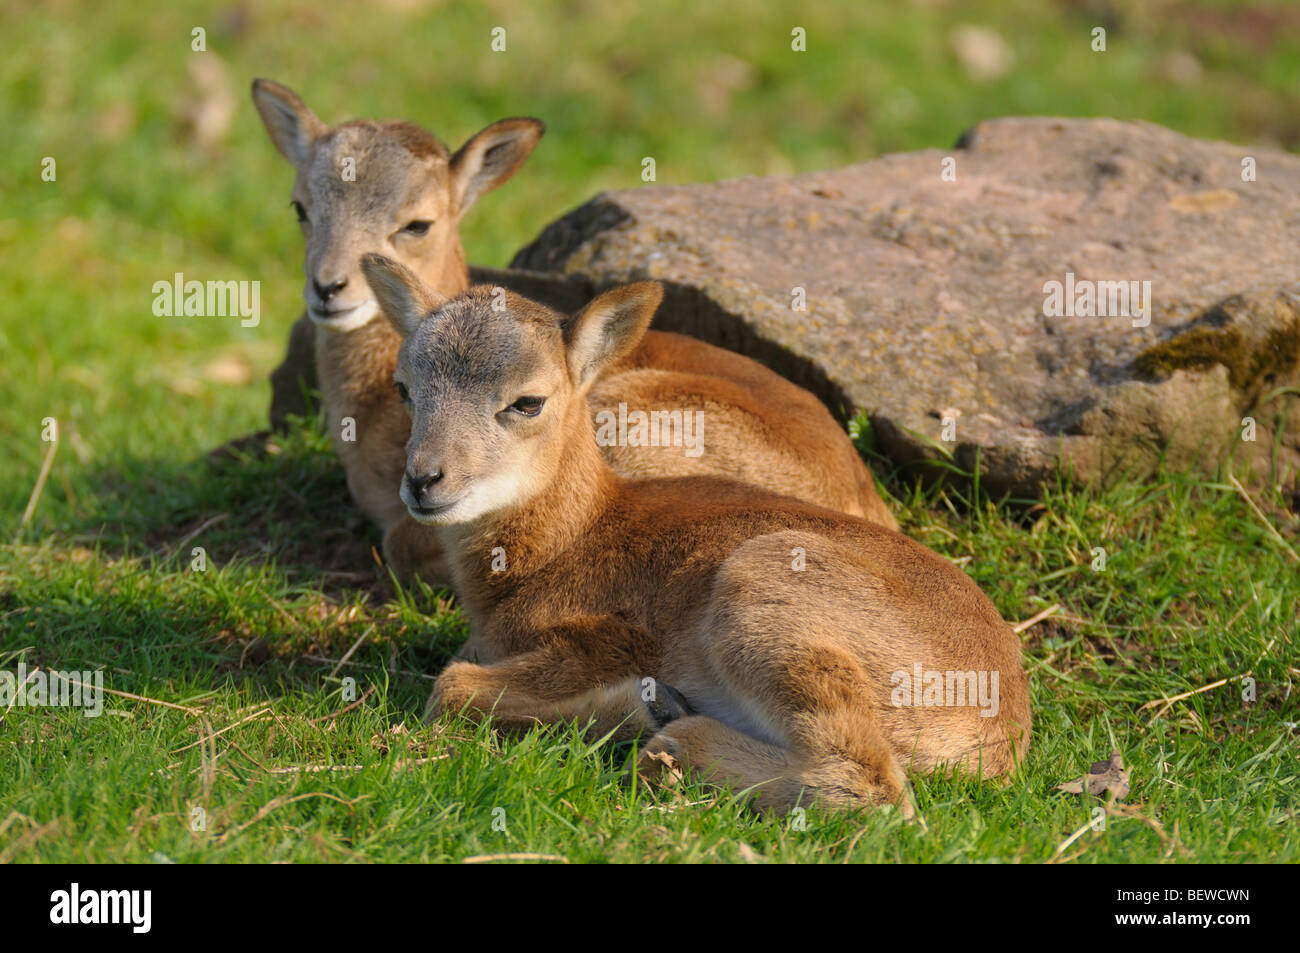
left=365, top=255, right=1031, bottom=815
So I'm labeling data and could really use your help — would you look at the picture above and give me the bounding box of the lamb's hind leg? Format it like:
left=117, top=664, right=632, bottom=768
left=637, top=715, right=805, bottom=810
left=640, top=663, right=914, bottom=817
left=640, top=534, right=916, bottom=816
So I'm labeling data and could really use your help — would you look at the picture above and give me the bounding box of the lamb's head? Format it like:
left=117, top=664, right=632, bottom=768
left=252, top=79, right=543, bottom=333
left=361, top=255, right=663, bottom=527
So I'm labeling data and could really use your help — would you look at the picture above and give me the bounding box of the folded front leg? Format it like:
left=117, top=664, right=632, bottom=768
left=426, top=629, right=690, bottom=742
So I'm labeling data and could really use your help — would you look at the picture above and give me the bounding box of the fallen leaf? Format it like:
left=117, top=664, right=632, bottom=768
left=1056, top=749, right=1130, bottom=799
left=636, top=749, right=684, bottom=788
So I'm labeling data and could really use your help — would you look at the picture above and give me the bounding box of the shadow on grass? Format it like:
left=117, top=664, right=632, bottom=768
left=60, top=422, right=389, bottom=597
left=1, top=570, right=450, bottom=724
left=2, top=417, right=468, bottom=724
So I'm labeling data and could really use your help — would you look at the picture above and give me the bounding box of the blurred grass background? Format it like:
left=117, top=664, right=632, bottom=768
left=1, top=0, right=1297, bottom=862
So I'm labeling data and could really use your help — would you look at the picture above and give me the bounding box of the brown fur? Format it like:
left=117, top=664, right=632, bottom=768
left=251, top=80, right=897, bottom=572
left=599, top=333, right=892, bottom=522
left=368, top=260, right=1031, bottom=816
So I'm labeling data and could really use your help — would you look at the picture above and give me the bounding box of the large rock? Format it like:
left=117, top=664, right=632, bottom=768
left=504, top=117, right=1300, bottom=495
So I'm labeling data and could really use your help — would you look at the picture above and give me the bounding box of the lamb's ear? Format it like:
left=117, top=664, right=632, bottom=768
left=361, top=254, right=447, bottom=338
left=251, top=78, right=326, bottom=167
left=563, top=282, right=663, bottom=390
left=449, top=117, right=545, bottom=217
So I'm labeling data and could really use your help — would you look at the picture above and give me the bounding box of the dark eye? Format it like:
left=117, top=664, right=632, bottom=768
left=291, top=200, right=308, bottom=224
left=395, top=381, right=410, bottom=402
left=403, top=220, right=432, bottom=236
left=509, top=396, right=544, bottom=417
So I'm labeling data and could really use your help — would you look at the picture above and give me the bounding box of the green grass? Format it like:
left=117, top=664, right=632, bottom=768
left=2, top=0, right=1298, bottom=862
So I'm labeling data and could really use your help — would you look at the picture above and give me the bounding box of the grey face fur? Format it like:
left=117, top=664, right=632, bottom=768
left=251, top=78, right=545, bottom=333
left=360, top=256, right=664, bottom=528
left=394, top=287, right=569, bottom=525
left=290, top=122, right=456, bottom=330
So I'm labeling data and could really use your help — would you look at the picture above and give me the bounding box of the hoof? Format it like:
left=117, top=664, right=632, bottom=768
left=643, top=680, right=693, bottom=730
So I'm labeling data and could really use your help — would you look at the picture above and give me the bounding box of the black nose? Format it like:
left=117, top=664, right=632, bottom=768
left=313, top=277, right=347, bottom=302
left=407, top=469, right=443, bottom=497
